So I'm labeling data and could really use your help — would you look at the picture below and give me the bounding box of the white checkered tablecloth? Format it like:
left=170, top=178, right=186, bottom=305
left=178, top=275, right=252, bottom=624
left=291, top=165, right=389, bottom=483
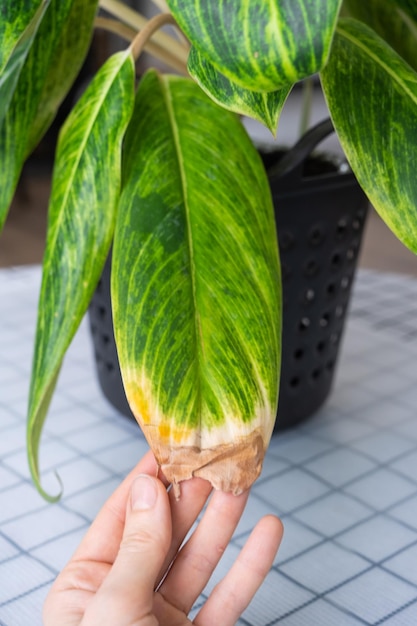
left=1, top=266, right=417, bottom=625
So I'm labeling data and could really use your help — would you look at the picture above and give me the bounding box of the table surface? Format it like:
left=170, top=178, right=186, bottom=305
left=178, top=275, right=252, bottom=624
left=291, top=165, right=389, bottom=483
left=2, top=266, right=417, bottom=626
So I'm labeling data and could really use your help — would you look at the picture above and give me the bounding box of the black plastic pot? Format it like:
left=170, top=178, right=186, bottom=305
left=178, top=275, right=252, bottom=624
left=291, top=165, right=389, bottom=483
left=262, top=118, right=368, bottom=429
left=89, top=118, right=368, bottom=432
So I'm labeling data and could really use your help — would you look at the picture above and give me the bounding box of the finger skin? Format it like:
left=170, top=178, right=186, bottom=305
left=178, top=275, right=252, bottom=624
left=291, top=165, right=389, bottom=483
left=71, top=450, right=160, bottom=566
left=157, top=477, right=212, bottom=585
left=43, top=453, right=283, bottom=626
left=43, top=461, right=213, bottom=626
left=158, top=488, right=249, bottom=615
left=194, top=515, right=283, bottom=626
left=81, top=475, right=172, bottom=626
left=43, top=452, right=159, bottom=626
left=44, top=558, right=115, bottom=626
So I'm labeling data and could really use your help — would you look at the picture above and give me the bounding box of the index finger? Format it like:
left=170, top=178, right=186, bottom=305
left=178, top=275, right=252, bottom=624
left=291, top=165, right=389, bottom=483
left=71, top=449, right=161, bottom=565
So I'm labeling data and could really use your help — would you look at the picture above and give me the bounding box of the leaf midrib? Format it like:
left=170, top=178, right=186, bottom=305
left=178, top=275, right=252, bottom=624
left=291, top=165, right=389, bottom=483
left=46, top=50, right=130, bottom=259
left=34, top=51, right=132, bottom=407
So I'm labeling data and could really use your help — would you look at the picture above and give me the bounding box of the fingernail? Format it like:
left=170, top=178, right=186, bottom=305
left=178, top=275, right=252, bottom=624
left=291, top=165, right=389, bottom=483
left=131, top=474, right=157, bottom=511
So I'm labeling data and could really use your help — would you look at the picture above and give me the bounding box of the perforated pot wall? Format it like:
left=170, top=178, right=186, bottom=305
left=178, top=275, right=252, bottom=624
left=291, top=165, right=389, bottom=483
left=269, top=162, right=368, bottom=430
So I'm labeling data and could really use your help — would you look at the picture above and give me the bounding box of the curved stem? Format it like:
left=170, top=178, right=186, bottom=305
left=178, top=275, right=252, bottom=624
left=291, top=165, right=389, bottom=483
left=151, top=0, right=188, bottom=46
left=95, top=16, right=188, bottom=74
left=130, top=13, right=177, bottom=61
left=95, top=16, right=136, bottom=42
left=99, top=0, right=189, bottom=64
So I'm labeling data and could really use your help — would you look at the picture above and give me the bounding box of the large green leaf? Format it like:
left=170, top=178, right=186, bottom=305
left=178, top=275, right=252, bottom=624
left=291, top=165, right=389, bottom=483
left=321, top=18, right=417, bottom=254
left=25, top=0, right=99, bottom=156
left=0, top=0, right=98, bottom=233
left=112, top=70, right=281, bottom=494
left=27, top=50, right=135, bottom=500
left=0, top=1, right=49, bottom=126
left=188, top=46, right=291, bottom=133
left=344, top=0, right=417, bottom=70
left=0, top=0, right=47, bottom=71
left=166, top=0, right=342, bottom=91
left=395, top=0, right=417, bottom=21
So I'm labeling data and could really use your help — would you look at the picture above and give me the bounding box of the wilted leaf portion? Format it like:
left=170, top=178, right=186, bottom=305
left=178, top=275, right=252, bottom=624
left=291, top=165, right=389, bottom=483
left=188, top=47, right=291, bottom=133
left=27, top=50, right=135, bottom=500
left=321, top=18, right=417, bottom=254
left=112, top=71, right=281, bottom=494
left=167, top=0, right=342, bottom=91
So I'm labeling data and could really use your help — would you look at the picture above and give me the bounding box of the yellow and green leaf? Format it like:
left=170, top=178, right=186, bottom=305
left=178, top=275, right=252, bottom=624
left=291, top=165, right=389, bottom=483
left=321, top=18, right=417, bottom=254
left=0, top=0, right=98, bottom=233
left=166, top=0, right=343, bottom=91
left=0, top=0, right=48, bottom=72
left=25, top=0, right=99, bottom=156
left=188, top=46, right=292, bottom=133
left=27, top=50, right=135, bottom=500
left=112, top=71, right=282, bottom=494
left=344, top=0, right=417, bottom=71
left=0, top=0, right=50, bottom=126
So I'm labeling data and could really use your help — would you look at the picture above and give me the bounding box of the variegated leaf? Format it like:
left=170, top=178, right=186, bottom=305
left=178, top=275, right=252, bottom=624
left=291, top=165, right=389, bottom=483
left=25, top=0, right=99, bottom=156
left=0, top=1, right=49, bottom=126
left=112, top=71, right=282, bottom=495
left=188, top=46, right=291, bottom=133
left=321, top=18, right=417, bottom=254
left=27, top=50, right=135, bottom=500
left=0, top=0, right=47, bottom=71
left=0, top=0, right=98, bottom=233
left=344, top=0, right=417, bottom=70
left=166, top=0, right=342, bottom=91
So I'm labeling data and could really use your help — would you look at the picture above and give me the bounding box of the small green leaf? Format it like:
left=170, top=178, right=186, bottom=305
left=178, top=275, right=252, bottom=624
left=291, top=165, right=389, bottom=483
left=0, top=0, right=98, bottom=234
left=188, top=47, right=291, bottom=133
left=344, top=0, right=417, bottom=71
left=112, top=71, right=281, bottom=493
left=0, top=1, right=49, bottom=126
left=321, top=18, right=417, bottom=254
left=27, top=50, right=135, bottom=500
left=166, top=0, right=342, bottom=91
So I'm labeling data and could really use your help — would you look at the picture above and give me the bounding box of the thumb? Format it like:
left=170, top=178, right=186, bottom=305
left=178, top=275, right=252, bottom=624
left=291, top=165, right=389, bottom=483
left=85, top=474, right=172, bottom=626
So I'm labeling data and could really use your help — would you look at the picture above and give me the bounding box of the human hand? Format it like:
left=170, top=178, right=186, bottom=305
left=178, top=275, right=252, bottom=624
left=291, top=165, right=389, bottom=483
left=44, top=450, right=283, bottom=626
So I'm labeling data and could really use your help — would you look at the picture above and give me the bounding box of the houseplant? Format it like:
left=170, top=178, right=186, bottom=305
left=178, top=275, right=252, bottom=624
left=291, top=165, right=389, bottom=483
left=1, top=0, right=417, bottom=500
left=89, top=115, right=369, bottom=432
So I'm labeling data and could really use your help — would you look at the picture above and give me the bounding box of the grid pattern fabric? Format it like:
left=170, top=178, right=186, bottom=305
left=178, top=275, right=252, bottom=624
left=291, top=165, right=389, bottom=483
left=1, top=266, right=417, bottom=625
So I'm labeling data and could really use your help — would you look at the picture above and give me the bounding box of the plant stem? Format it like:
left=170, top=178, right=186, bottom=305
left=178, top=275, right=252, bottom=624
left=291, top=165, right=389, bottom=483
left=130, top=12, right=176, bottom=61
left=299, top=77, right=313, bottom=139
left=99, top=0, right=189, bottom=65
left=95, top=16, right=136, bottom=42
left=95, top=16, right=187, bottom=74
left=151, top=0, right=188, bottom=45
